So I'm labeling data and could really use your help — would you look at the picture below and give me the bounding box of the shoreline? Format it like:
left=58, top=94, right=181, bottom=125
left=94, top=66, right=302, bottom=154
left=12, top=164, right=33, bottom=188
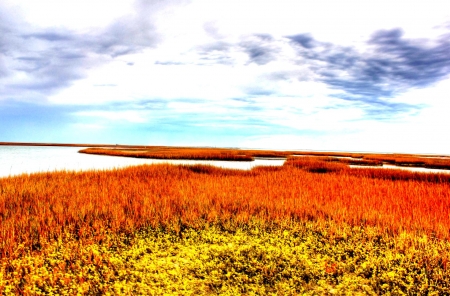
left=0, top=141, right=150, bottom=148
left=2, top=143, right=450, bottom=173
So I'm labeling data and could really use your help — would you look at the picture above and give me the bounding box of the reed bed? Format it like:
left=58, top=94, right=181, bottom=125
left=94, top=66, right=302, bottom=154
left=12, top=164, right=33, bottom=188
left=80, top=146, right=450, bottom=170
left=79, top=147, right=296, bottom=161
left=364, top=154, right=450, bottom=170
left=79, top=147, right=254, bottom=161
left=327, top=157, right=382, bottom=166
left=1, top=158, right=450, bottom=259
left=292, top=151, right=365, bottom=158
left=291, top=156, right=383, bottom=167
left=2, top=156, right=450, bottom=293
left=292, top=152, right=450, bottom=169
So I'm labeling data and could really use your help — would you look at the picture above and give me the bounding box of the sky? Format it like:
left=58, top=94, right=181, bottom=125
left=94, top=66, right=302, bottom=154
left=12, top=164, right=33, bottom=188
left=1, top=0, right=450, bottom=153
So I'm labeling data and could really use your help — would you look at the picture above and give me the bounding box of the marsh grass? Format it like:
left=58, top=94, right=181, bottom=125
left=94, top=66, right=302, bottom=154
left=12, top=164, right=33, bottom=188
left=1, top=155, right=450, bottom=293
left=80, top=146, right=450, bottom=170
left=364, top=154, right=450, bottom=170
left=79, top=147, right=256, bottom=161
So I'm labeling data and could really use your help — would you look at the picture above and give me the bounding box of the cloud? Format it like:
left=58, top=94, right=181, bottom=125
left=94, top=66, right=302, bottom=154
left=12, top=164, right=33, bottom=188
left=0, top=1, right=161, bottom=103
left=287, top=29, right=450, bottom=117
left=193, top=42, right=236, bottom=66
left=130, top=24, right=450, bottom=123
left=0, top=8, right=16, bottom=79
left=287, top=33, right=316, bottom=49
left=84, top=15, right=158, bottom=58
left=157, top=32, right=283, bottom=68
left=367, top=28, right=450, bottom=88
left=239, top=34, right=278, bottom=65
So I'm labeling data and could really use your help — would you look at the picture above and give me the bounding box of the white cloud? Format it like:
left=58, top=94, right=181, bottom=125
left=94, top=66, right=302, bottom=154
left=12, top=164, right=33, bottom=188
left=2, top=0, right=135, bottom=32
left=168, top=0, right=450, bottom=45
left=240, top=77, right=450, bottom=153
left=2, top=0, right=450, bottom=152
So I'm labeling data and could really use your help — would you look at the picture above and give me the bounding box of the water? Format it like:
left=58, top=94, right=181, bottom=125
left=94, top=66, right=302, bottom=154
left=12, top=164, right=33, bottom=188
left=293, top=154, right=450, bottom=174
left=0, top=146, right=286, bottom=178
left=350, top=164, right=450, bottom=174
left=2, top=146, right=449, bottom=178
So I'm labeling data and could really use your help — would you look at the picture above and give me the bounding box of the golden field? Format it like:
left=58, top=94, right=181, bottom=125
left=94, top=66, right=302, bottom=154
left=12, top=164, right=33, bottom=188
left=1, top=153, right=450, bottom=294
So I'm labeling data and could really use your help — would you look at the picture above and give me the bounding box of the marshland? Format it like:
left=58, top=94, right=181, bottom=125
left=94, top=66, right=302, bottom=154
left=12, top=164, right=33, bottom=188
left=1, top=144, right=450, bottom=294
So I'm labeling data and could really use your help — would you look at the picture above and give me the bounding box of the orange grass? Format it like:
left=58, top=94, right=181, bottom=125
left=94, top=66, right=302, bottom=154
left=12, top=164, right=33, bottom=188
left=292, top=156, right=383, bottom=167
left=285, top=151, right=450, bottom=169
left=79, top=147, right=296, bottom=160
left=364, top=154, right=450, bottom=170
left=1, top=158, right=450, bottom=259
left=291, top=151, right=365, bottom=158
left=79, top=147, right=255, bottom=161
left=333, top=158, right=383, bottom=166
left=80, top=146, right=450, bottom=169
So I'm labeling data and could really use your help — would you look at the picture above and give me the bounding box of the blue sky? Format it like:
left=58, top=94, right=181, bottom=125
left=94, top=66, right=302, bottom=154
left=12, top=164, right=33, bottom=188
left=1, top=0, right=450, bottom=153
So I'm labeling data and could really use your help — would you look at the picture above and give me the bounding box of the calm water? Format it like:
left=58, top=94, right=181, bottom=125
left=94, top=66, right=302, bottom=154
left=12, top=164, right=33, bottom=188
left=2, top=147, right=448, bottom=178
left=0, top=146, right=286, bottom=178
left=349, top=164, right=450, bottom=174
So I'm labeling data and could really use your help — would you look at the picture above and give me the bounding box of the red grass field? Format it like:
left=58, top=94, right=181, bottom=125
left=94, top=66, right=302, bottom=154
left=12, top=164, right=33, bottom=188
left=1, top=156, right=450, bottom=259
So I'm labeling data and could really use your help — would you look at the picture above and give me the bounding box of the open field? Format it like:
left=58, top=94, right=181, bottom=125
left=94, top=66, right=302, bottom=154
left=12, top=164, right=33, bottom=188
left=1, top=155, right=450, bottom=293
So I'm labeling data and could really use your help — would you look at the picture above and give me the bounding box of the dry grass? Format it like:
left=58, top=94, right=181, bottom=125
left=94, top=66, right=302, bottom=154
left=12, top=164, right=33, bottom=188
left=1, top=157, right=450, bottom=259
left=364, top=154, right=450, bottom=170
left=79, top=147, right=255, bottom=161
left=291, top=156, right=383, bottom=167
left=79, top=146, right=450, bottom=170
left=2, top=154, right=450, bottom=293
left=79, top=147, right=297, bottom=161
left=291, top=151, right=366, bottom=158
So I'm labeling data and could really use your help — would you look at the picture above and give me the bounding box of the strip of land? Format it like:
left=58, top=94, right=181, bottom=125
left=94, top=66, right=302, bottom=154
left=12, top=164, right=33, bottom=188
left=79, top=146, right=450, bottom=170
left=0, top=141, right=148, bottom=148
